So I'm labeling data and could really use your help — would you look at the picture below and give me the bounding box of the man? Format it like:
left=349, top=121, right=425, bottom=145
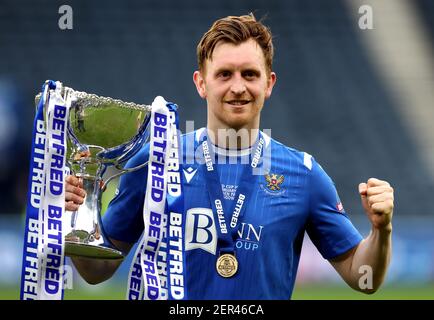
left=65, top=14, right=394, bottom=299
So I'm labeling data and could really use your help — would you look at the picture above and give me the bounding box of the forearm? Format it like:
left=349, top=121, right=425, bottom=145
left=349, top=224, right=392, bottom=293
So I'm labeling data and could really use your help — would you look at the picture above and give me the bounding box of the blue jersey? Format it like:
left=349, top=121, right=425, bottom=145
left=103, top=128, right=362, bottom=299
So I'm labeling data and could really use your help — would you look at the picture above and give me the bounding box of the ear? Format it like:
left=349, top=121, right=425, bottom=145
left=265, top=72, right=277, bottom=99
left=193, top=71, right=207, bottom=99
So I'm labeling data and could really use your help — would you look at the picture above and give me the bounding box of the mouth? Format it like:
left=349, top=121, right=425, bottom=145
left=225, top=100, right=251, bottom=106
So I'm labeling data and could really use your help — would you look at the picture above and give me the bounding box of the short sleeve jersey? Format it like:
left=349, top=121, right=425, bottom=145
left=103, top=128, right=362, bottom=299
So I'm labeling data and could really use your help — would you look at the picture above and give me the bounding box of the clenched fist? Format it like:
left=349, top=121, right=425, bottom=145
left=359, top=178, right=394, bottom=231
left=65, top=175, right=86, bottom=211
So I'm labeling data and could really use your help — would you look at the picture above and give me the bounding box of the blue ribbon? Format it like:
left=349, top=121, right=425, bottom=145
left=20, top=81, right=56, bottom=299
left=201, top=132, right=264, bottom=257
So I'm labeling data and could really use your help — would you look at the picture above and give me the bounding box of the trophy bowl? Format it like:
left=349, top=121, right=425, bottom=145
left=37, top=83, right=152, bottom=260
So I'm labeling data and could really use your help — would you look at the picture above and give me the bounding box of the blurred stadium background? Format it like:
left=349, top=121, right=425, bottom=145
left=0, top=0, right=433, bottom=299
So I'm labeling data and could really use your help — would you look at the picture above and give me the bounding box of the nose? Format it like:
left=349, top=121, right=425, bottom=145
left=230, top=75, right=246, bottom=95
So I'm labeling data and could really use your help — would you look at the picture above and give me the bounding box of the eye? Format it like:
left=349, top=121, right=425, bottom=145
left=218, top=71, right=231, bottom=79
left=242, top=70, right=259, bottom=79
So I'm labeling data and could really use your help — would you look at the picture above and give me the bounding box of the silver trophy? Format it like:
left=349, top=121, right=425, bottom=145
left=36, top=82, right=152, bottom=260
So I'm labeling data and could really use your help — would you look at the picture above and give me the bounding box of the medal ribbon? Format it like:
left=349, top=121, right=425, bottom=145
left=201, top=132, right=265, bottom=257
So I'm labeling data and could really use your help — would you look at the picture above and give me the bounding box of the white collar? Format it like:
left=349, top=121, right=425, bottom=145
left=194, top=127, right=270, bottom=157
left=212, top=143, right=252, bottom=157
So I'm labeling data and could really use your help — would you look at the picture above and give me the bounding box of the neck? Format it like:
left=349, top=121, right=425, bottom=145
left=206, top=125, right=260, bottom=150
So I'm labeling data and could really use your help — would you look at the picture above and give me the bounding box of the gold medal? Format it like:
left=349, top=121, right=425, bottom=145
left=216, top=253, right=238, bottom=278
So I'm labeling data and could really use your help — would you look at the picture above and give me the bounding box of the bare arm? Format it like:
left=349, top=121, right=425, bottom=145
left=330, top=225, right=391, bottom=293
left=330, top=178, right=394, bottom=294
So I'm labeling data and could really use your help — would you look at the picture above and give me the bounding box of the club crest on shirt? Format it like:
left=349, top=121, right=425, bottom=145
left=265, top=174, right=284, bottom=191
left=260, top=173, right=285, bottom=196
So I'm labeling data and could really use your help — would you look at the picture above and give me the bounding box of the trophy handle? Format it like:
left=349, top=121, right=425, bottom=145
left=65, top=158, right=125, bottom=260
left=101, top=161, right=149, bottom=192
